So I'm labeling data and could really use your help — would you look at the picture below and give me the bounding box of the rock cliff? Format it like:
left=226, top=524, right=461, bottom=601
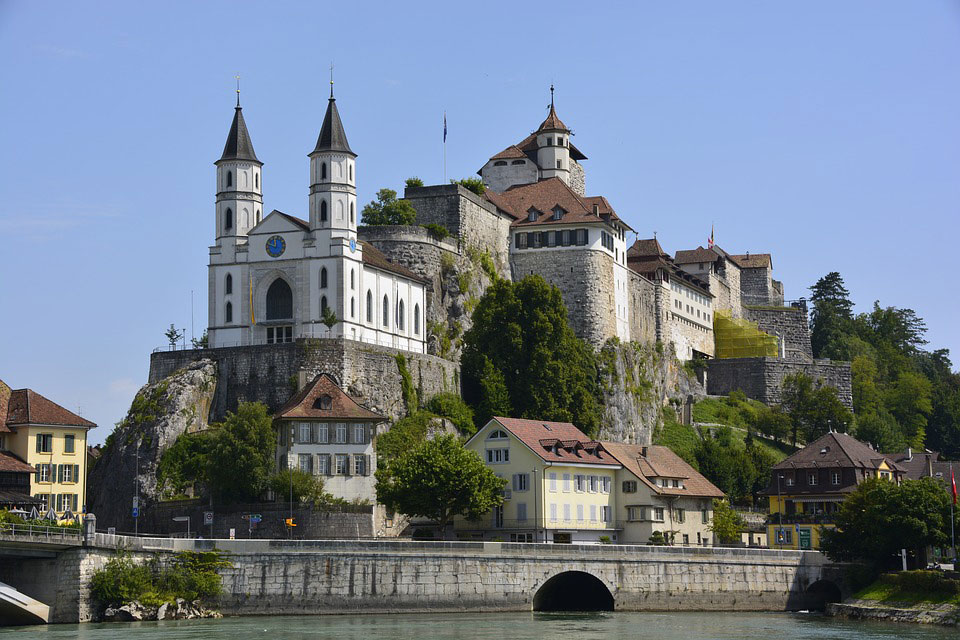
left=87, top=360, right=217, bottom=530
left=597, top=340, right=704, bottom=444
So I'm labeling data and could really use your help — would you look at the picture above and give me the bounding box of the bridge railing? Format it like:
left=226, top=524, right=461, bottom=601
left=0, top=522, right=82, bottom=542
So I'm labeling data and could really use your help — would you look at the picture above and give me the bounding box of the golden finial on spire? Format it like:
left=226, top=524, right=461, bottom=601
left=330, top=63, right=334, bottom=98
left=235, top=74, right=241, bottom=107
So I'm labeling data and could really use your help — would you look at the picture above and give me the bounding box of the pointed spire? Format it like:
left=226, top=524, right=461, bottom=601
left=537, top=84, right=569, bottom=133
left=219, top=100, right=260, bottom=163
left=312, top=84, right=355, bottom=156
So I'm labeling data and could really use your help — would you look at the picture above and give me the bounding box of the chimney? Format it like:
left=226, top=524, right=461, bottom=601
left=593, top=204, right=600, bottom=216
left=927, top=454, right=933, bottom=477
left=641, top=446, right=648, bottom=457
left=297, top=370, right=310, bottom=391
left=906, top=447, right=912, bottom=462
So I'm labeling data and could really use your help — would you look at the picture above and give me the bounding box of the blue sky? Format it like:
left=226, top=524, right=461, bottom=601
left=2, top=1, right=958, bottom=444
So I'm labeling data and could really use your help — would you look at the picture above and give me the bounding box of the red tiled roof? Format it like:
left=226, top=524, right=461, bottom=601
left=773, top=432, right=905, bottom=473
left=730, top=253, right=772, bottom=269
left=485, top=178, right=631, bottom=231
left=489, top=145, right=527, bottom=161
left=628, top=238, right=669, bottom=258
left=489, top=417, right=620, bottom=466
left=603, top=443, right=725, bottom=498
left=0, top=380, right=11, bottom=433
left=674, top=247, right=722, bottom=265
left=361, top=241, right=428, bottom=283
left=537, top=105, right=569, bottom=133
left=275, top=373, right=385, bottom=421
left=5, top=388, right=95, bottom=428
left=0, top=451, right=35, bottom=473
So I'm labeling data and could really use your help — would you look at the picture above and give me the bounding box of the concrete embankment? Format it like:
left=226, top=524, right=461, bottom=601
left=827, top=600, right=959, bottom=627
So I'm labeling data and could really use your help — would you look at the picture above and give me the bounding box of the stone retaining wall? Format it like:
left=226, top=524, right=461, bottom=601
left=827, top=600, right=959, bottom=627
left=706, top=357, right=852, bottom=409
left=744, top=302, right=813, bottom=363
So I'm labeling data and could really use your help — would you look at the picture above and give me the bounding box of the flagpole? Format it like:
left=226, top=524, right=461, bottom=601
left=443, top=111, right=447, bottom=184
left=952, top=464, right=956, bottom=562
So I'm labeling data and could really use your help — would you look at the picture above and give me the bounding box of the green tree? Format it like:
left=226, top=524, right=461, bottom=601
left=452, top=177, right=485, bottom=195
left=157, top=431, right=214, bottom=498
left=461, top=276, right=601, bottom=435
left=206, top=402, right=276, bottom=503
left=820, top=477, right=958, bottom=569
left=808, top=272, right=854, bottom=359
left=749, top=404, right=791, bottom=441
left=268, top=468, right=330, bottom=506
left=375, top=434, right=505, bottom=538
left=694, top=430, right=757, bottom=504
left=425, top=392, right=476, bottom=436
left=854, top=410, right=906, bottom=453
left=164, top=324, right=185, bottom=349
left=191, top=329, right=209, bottom=349
left=360, top=188, right=417, bottom=226
left=883, top=371, right=933, bottom=449
left=375, top=412, right=433, bottom=464
left=709, top=499, right=745, bottom=544
left=405, top=176, right=424, bottom=189
left=780, top=373, right=853, bottom=444
left=321, top=305, right=338, bottom=334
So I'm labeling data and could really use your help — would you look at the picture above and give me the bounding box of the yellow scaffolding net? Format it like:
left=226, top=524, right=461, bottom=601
left=713, top=310, right=779, bottom=359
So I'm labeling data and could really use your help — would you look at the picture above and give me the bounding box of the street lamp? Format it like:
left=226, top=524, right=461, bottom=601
left=289, top=425, right=295, bottom=539
left=777, top=472, right=783, bottom=550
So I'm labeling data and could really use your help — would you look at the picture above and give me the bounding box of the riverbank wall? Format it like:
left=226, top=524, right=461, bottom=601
left=1, top=534, right=849, bottom=623
left=827, top=600, right=959, bottom=627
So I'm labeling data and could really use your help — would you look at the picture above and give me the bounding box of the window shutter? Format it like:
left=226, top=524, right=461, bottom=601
left=36, top=435, right=41, bottom=453
left=35, top=464, right=40, bottom=481
left=74, top=464, right=80, bottom=481
left=512, top=474, right=518, bottom=491
left=57, top=464, right=63, bottom=483
left=364, top=454, right=371, bottom=476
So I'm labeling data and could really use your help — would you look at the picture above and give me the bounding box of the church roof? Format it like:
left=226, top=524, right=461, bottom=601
left=275, top=211, right=310, bottom=231
left=219, top=106, right=260, bottom=163
left=360, top=241, right=428, bottom=283
left=275, top=373, right=384, bottom=421
left=486, top=178, right=632, bottom=231
left=312, top=95, right=355, bottom=156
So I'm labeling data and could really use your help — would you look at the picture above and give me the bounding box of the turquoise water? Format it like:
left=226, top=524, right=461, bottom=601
left=0, top=612, right=954, bottom=639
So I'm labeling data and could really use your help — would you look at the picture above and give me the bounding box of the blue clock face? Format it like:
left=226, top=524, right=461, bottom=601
left=349, top=238, right=357, bottom=253
left=266, top=235, right=286, bottom=258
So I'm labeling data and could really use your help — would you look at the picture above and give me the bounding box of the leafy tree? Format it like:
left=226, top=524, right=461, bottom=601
left=164, top=324, right=184, bottom=349
left=461, top=276, right=601, bottom=435
left=883, top=371, right=933, bottom=449
left=206, top=402, right=276, bottom=503
left=191, top=329, right=208, bottom=349
left=851, top=355, right=882, bottom=416
left=745, top=438, right=780, bottom=501
left=157, top=431, right=214, bottom=498
left=693, top=429, right=757, bottom=505
left=405, top=176, right=424, bottom=188
left=854, top=410, right=906, bottom=453
left=750, top=404, right=791, bottom=441
left=709, top=499, right=745, bottom=544
left=375, top=433, right=505, bottom=538
left=376, top=412, right=432, bottom=464
left=809, top=272, right=854, bottom=359
left=321, top=306, right=338, bottom=333
left=452, top=177, right=485, bottom=196
left=425, top=393, right=476, bottom=436
left=269, top=468, right=330, bottom=506
left=820, top=477, right=958, bottom=569
left=360, top=188, right=417, bottom=226
left=780, top=373, right=852, bottom=444
left=927, top=370, right=960, bottom=459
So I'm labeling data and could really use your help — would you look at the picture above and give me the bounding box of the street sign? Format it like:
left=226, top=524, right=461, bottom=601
left=131, top=507, right=139, bottom=518
left=250, top=514, right=262, bottom=524
left=203, top=511, right=214, bottom=526
left=132, top=496, right=139, bottom=508
left=229, top=528, right=235, bottom=540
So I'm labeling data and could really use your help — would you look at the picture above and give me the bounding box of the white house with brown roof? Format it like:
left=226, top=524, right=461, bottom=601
left=207, top=89, right=427, bottom=353
left=274, top=374, right=387, bottom=504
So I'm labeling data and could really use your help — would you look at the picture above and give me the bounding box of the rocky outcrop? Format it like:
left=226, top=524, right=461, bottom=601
left=426, top=246, right=499, bottom=362
left=597, top=340, right=704, bottom=444
left=827, top=600, right=959, bottom=627
left=102, top=599, right=221, bottom=622
left=87, top=360, right=217, bottom=530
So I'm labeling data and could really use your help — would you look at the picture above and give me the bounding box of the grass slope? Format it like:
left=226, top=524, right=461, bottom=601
left=855, top=572, right=960, bottom=607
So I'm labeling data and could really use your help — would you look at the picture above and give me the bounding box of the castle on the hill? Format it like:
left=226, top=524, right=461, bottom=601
left=150, top=84, right=850, bottom=424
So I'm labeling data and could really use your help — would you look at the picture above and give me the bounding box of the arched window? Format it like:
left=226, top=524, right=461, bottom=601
left=493, top=160, right=507, bottom=167
left=366, top=290, right=373, bottom=323
left=414, top=303, right=420, bottom=335
left=382, top=295, right=389, bottom=327
left=256, top=209, right=261, bottom=224
left=321, top=295, right=328, bottom=313
left=350, top=202, right=355, bottom=224
left=320, top=200, right=327, bottom=223
left=349, top=164, right=353, bottom=181
left=225, top=273, right=233, bottom=295
left=225, top=301, right=233, bottom=323
left=320, top=267, right=328, bottom=289
left=226, top=171, right=232, bottom=187
left=225, top=208, right=233, bottom=230
left=255, top=173, right=259, bottom=189
left=265, top=279, right=293, bottom=320
left=350, top=296, right=355, bottom=318
left=321, top=162, right=327, bottom=180
left=487, top=429, right=508, bottom=440
left=397, top=299, right=405, bottom=331
left=350, top=269, right=355, bottom=290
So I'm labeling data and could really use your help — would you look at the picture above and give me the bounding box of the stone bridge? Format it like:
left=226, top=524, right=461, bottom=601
left=0, top=525, right=849, bottom=624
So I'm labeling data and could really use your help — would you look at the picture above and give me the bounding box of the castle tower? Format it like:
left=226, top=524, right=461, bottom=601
left=214, top=96, right=263, bottom=241
left=536, top=85, right=572, bottom=185
left=308, top=82, right=358, bottom=241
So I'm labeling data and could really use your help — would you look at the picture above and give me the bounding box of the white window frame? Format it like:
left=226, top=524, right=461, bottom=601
left=352, top=424, right=366, bottom=444
left=335, top=454, right=349, bottom=475
left=486, top=448, right=509, bottom=464
left=549, top=472, right=557, bottom=492
left=562, top=473, right=571, bottom=492
left=335, top=423, right=347, bottom=444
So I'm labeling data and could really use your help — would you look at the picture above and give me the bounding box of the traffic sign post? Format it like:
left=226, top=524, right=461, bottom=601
left=204, top=511, right=214, bottom=538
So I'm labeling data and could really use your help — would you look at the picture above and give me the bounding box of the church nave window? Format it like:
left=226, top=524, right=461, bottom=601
left=320, top=200, right=328, bottom=223
left=225, top=208, right=233, bottom=231
left=382, top=295, right=389, bottom=328
left=414, top=304, right=420, bottom=335
left=265, top=278, right=293, bottom=320
left=321, top=295, right=328, bottom=313
left=350, top=269, right=355, bottom=290
left=397, top=299, right=405, bottom=331
left=226, top=171, right=233, bottom=187
left=320, top=267, right=328, bottom=289
left=225, top=273, right=233, bottom=295
left=351, top=296, right=355, bottom=319
left=366, top=290, right=373, bottom=323
left=349, top=164, right=353, bottom=181
left=321, top=162, right=327, bottom=180
left=225, top=301, right=233, bottom=324
left=255, top=173, right=259, bottom=189
left=256, top=209, right=261, bottom=224
left=350, top=202, right=355, bottom=225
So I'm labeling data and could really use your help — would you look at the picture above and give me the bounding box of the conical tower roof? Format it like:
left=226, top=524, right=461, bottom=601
left=219, top=105, right=260, bottom=163
left=312, top=93, right=355, bottom=156
left=536, top=104, right=570, bottom=133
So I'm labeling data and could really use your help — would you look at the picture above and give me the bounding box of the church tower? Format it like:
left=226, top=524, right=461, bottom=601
left=308, top=82, right=357, bottom=242
left=215, top=96, right=263, bottom=241
left=536, top=85, right=572, bottom=185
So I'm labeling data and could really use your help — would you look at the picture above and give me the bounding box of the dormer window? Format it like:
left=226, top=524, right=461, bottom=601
left=527, top=208, right=539, bottom=222
left=552, top=206, right=565, bottom=221
left=313, top=395, right=333, bottom=410
left=494, top=160, right=507, bottom=167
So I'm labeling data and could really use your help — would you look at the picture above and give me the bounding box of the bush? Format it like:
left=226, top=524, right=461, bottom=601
left=452, top=177, right=485, bottom=196
left=405, top=177, right=424, bottom=188
left=422, top=223, right=449, bottom=241
left=879, top=570, right=960, bottom=595
left=425, top=393, right=476, bottom=436
left=90, top=551, right=232, bottom=608
left=90, top=555, right=156, bottom=606
left=648, top=531, right=668, bottom=545
left=268, top=468, right=330, bottom=506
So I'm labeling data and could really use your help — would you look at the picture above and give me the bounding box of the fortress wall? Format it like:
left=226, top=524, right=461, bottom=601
left=707, top=357, right=852, bottom=410
left=511, top=248, right=616, bottom=349
left=358, top=225, right=458, bottom=283
left=740, top=267, right=774, bottom=306
left=569, top=159, right=585, bottom=196
left=744, top=303, right=813, bottom=363
left=627, top=271, right=658, bottom=345
left=149, top=339, right=458, bottom=423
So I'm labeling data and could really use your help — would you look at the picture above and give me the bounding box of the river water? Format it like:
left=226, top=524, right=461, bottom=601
left=1, top=612, right=955, bottom=639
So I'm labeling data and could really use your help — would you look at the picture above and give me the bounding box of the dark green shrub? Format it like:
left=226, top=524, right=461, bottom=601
left=425, top=393, right=476, bottom=436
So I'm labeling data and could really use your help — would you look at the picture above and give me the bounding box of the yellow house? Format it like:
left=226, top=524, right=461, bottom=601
left=0, top=380, right=95, bottom=517
left=458, top=417, right=622, bottom=543
left=762, top=431, right=905, bottom=550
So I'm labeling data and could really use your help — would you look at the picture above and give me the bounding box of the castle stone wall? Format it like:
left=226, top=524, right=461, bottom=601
left=706, top=357, right=852, bottom=410
left=569, top=159, right=585, bottom=196
left=404, top=184, right=512, bottom=278
left=740, top=267, right=774, bottom=306
left=511, top=248, right=616, bottom=348
left=627, top=271, right=657, bottom=345
left=149, top=339, right=458, bottom=423
left=668, top=312, right=715, bottom=360
left=358, top=225, right=459, bottom=283
left=744, top=302, right=813, bottom=363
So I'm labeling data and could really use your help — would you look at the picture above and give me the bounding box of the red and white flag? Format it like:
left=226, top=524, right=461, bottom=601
left=952, top=467, right=957, bottom=506
left=708, top=225, right=714, bottom=249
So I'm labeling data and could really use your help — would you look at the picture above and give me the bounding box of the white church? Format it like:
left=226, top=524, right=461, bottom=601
left=207, top=87, right=427, bottom=352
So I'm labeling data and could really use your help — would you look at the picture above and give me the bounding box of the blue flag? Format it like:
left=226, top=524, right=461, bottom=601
left=443, top=112, right=447, bottom=143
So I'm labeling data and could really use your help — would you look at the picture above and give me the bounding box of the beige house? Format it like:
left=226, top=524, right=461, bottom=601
left=603, top=443, right=724, bottom=546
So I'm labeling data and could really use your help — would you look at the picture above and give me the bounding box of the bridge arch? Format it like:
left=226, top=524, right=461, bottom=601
left=805, top=579, right=842, bottom=611
left=533, top=571, right=614, bottom=612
